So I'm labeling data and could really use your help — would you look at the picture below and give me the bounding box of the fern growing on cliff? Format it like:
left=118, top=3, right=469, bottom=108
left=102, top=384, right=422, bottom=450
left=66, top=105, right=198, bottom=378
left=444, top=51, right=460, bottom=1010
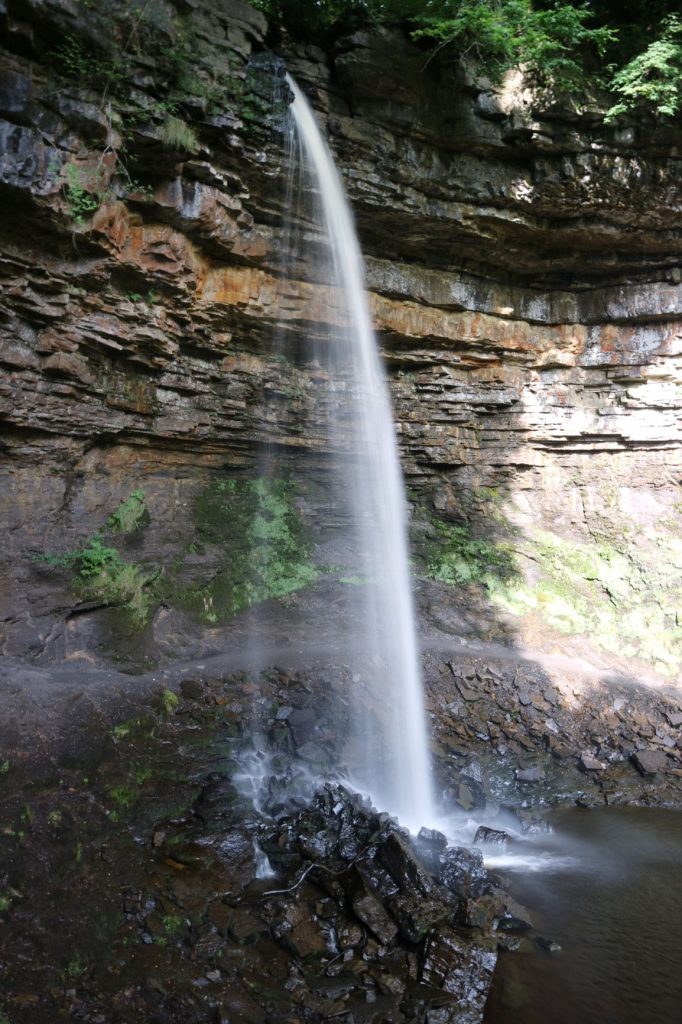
left=35, top=492, right=156, bottom=624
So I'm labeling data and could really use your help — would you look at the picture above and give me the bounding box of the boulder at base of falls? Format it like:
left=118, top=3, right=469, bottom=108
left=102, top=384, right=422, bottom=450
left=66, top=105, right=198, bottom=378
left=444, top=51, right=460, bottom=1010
left=632, top=749, right=668, bottom=776
left=421, top=928, right=497, bottom=1023
left=259, top=783, right=504, bottom=1020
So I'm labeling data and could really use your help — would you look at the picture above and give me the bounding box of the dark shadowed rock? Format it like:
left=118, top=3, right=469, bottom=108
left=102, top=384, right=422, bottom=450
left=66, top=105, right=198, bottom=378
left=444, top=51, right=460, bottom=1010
left=271, top=899, right=330, bottom=960
left=378, top=830, right=435, bottom=896
left=418, top=826, right=448, bottom=851
left=494, top=889, right=533, bottom=931
left=288, top=707, right=317, bottom=746
left=388, top=892, right=452, bottom=943
left=415, top=826, right=449, bottom=871
left=474, top=826, right=509, bottom=847
left=180, top=678, right=205, bottom=700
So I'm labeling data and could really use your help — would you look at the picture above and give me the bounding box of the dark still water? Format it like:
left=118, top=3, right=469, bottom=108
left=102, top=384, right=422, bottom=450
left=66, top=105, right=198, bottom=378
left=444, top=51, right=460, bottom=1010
left=483, top=808, right=682, bottom=1024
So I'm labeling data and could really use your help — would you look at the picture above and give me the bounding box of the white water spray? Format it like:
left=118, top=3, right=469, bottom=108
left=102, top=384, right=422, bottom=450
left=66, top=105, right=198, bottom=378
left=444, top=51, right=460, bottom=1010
left=286, top=75, right=434, bottom=829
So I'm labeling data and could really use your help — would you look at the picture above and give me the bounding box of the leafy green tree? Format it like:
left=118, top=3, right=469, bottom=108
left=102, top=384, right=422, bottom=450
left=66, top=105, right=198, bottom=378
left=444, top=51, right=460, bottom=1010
left=254, top=0, right=682, bottom=118
left=404, top=1, right=615, bottom=91
left=606, top=15, right=682, bottom=120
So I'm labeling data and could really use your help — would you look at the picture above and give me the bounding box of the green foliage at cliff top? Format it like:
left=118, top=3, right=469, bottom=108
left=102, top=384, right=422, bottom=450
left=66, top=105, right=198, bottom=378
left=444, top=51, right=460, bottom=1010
left=254, top=0, right=682, bottom=118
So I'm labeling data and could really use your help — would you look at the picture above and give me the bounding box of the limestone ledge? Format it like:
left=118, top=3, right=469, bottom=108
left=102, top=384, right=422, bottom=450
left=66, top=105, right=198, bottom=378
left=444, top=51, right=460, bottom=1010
left=0, top=0, right=681, bottom=664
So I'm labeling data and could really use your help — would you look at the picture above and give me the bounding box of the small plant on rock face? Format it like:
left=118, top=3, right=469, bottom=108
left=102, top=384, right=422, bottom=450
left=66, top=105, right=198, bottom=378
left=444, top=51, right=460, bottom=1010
left=157, top=114, right=200, bottom=154
left=424, top=518, right=518, bottom=589
left=181, top=477, right=319, bottom=622
left=50, top=536, right=154, bottom=622
left=107, top=490, right=147, bottom=533
left=63, top=163, right=105, bottom=224
left=35, top=492, right=156, bottom=625
left=53, top=35, right=129, bottom=88
left=161, top=689, right=179, bottom=716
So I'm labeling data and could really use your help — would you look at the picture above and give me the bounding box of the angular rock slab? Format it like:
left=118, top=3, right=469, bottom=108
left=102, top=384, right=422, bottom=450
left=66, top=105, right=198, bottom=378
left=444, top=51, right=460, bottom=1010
left=421, top=927, right=497, bottom=1024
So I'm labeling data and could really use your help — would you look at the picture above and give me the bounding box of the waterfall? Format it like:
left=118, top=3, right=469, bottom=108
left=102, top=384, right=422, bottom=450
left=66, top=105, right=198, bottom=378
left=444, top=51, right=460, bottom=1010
left=285, top=75, right=434, bottom=829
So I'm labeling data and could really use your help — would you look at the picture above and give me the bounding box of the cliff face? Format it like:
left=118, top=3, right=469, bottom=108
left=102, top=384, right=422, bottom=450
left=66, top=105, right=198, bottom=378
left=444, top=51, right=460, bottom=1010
left=0, top=0, right=680, bottom=674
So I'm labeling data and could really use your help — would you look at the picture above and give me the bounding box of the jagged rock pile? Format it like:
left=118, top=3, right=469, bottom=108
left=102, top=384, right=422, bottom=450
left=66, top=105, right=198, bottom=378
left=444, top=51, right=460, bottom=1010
left=152, top=777, right=510, bottom=1024
left=425, top=653, right=682, bottom=809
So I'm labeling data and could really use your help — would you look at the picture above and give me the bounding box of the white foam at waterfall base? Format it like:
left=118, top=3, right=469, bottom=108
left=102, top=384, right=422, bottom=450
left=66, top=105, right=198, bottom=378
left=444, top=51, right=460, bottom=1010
left=285, top=75, right=434, bottom=831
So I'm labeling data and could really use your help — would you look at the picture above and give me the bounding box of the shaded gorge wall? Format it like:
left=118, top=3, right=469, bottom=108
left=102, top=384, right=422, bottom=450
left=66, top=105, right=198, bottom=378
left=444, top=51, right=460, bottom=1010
left=0, top=0, right=680, bottom=674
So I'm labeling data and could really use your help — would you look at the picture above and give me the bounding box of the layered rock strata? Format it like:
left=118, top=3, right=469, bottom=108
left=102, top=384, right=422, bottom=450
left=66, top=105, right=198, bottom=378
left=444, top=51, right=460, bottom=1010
left=0, top=0, right=680, bottom=670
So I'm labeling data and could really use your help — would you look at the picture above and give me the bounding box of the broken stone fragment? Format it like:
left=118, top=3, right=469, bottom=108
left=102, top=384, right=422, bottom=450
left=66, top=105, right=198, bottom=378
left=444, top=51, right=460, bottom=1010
left=377, top=830, right=434, bottom=896
left=456, top=678, right=480, bottom=702
left=438, top=846, right=489, bottom=899
left=578, top=752, right=607, bottom=772
left=387, top=892, right=452, bottom=943
left=515, top=765, right=544, bottom=782
left=631, top=749, right=667, bottom=775
left=345, top=865, right=399, bottom=945
left=494, top=889, right=533, bottom=931
left=417, top=826, right=448, bottom=850
left=415, top=826, right=449, bottom=870
left=273, top=900, right=330, bottom=961
left=421, top=927, right=497, bottom=1014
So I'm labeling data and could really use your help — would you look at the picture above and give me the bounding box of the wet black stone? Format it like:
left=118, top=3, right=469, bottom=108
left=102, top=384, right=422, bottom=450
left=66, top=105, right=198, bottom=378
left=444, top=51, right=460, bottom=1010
left=180, top=679, right=204, bottom=700
left=417, top=827, right=448, bottom=850
left=438, top=846, right=489, bottom=900
left=347, top=865, right=399, bottom=945
left=421, top=928, right=497, bottom=1020
left=387, top=892, right=451, bottom=943
left=474, top=826, right=509, bottom=846
left=353, top=854, right=400, bottom=905
left=516, top=766, right=545, bottom=783
left=536, top=935, right=562, bottom=954
left=378, top=831, right=434, bottom=897
left=194, top=774, right=241, bottom=820
left=493, top=888, right=533, bottom=931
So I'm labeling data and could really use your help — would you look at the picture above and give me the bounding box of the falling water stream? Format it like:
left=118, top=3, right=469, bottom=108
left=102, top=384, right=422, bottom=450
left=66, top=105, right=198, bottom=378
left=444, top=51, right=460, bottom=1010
left=284, top=75, right=434, bottom=829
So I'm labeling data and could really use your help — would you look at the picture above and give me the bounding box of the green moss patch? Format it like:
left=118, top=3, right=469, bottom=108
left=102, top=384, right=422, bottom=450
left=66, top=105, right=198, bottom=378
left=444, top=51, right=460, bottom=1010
left=423, top=518, right=519, bottom=590
left=419, top=507, right=682, bottom=677
left=495, top=528, right=682, bottom=676
left=176, top=477, right=319, bottom=624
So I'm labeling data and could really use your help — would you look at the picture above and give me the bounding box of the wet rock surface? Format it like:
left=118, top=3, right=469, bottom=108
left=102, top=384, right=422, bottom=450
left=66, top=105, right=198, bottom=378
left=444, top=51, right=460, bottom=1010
left=0, top=668, right=512, bottom=1024
left=0, top=651, right=680, bottom=1022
